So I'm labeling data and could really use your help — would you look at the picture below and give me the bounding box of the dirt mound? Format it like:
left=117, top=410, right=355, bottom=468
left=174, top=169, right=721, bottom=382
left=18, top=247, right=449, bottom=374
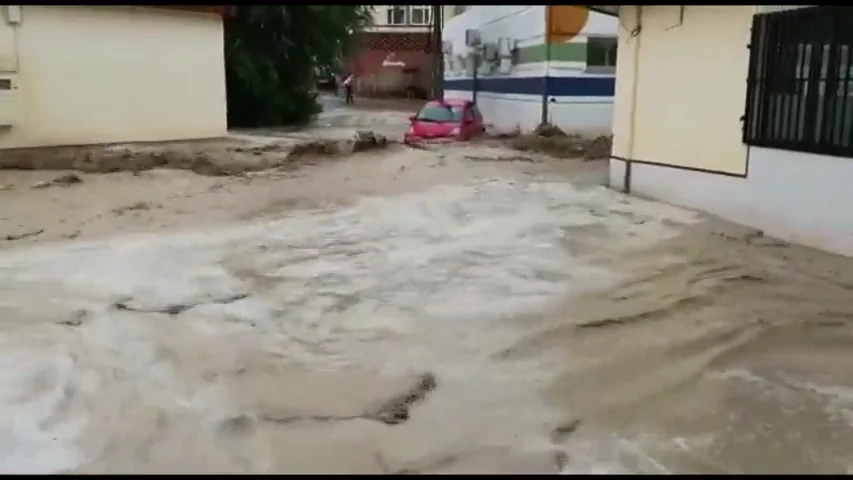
left=506, top=123, right=612, bottom=161
left=0, top=131, right=391, bottom=176
left=287, top=130, right=389, bottom=159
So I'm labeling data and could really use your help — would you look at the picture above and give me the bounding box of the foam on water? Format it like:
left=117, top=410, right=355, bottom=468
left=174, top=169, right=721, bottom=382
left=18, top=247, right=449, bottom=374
left=0, top=178, right=703, bottom=473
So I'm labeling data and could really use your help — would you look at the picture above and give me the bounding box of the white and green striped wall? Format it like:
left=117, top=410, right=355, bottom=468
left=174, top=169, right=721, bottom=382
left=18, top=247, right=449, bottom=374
left=442, top=6, right=618, bottom=134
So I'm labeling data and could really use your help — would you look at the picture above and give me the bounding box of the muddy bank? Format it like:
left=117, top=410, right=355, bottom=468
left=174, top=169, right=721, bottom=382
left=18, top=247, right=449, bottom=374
left=0, top=131, right=390, bottom=175
left=482, top=123, right=613, bottom=161
left=0, top=144, right=604, bottom=250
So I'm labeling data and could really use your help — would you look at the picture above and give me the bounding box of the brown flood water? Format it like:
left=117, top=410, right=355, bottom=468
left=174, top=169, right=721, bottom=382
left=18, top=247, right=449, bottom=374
left=516, top=222, right=853, bottom=474
left=1, top=157, right=852, bottom=474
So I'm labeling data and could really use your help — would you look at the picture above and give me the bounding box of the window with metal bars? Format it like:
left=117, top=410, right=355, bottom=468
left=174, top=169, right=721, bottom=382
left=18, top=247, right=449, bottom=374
left=387, top=6, right=408, bottom=25
left=743, top=6, right=853, bottom=157
left=410, top=6, right=432, bottom=26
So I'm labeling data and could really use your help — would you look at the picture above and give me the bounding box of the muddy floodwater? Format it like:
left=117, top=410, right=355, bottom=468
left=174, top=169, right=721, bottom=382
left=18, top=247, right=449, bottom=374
left=1, top=166, right=853, bottom=473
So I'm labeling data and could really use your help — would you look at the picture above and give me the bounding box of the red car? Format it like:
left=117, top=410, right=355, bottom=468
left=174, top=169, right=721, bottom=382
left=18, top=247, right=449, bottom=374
left=404, top=99, right=485, bottom=145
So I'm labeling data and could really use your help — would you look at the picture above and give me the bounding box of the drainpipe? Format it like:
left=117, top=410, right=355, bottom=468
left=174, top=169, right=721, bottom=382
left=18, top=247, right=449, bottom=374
left=431, top=5, right=444, bottom=100
left=472, top=49, right=479, bottom=104
left=623, top=6, right=642, bottom=194
left=540, top=5, right=552, bottom=125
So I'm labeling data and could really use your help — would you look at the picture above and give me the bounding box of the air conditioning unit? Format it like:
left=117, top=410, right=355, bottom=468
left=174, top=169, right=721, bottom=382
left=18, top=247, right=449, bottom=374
left=497, top=37, right=514, bottom=58
left=465, top=54, right=477, bottom=76
left=499, top=57, right=513, bottom=74
left=5, top=6, right=22, bottom=25
left=482, top=42, right=499, bottom=62
left=479, top=58, right=497, bottom=76
left=465, top=29, right=482, bottom=47
left=455, top=55, right=466, bottom=75
left=442, top=41, right=453, bottom=55
left=0, top=75, right=19, bottom=127
left=509, top=40, right=521, bottom=66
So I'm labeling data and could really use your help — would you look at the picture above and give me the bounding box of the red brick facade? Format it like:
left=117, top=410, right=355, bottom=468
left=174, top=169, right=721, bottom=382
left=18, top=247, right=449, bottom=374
left=361, top=32, right=432, bottom=51
left=345, top=31, right=435, bottom=98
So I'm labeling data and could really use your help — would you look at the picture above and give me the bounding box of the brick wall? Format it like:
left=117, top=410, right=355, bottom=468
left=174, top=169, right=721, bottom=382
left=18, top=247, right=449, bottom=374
left=345, top=31, right=436, bottom=98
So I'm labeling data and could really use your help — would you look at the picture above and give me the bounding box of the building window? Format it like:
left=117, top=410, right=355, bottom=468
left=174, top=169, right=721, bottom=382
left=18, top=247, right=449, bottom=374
left=743, top=6, right=853, bottom=157
left=453, top=6, right=468, bottom=16
left=387, top=6, right=407, bottom=25
left=410, top=6, right=432, bottom=26
left=586, top=36, right=618, bottom=72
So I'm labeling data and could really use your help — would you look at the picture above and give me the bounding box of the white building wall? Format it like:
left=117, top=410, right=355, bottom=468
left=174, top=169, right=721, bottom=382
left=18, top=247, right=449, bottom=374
left=368, top=5, right=432, bottom=33
left=611, top=148, right=853, bottom=257
left=609, top=5, right=853, bottom=257
left=442, top=6, right=618, bottom=135
left=0, top=6, right=227, bottom=149
left=441, top=6, right=466, bottom=27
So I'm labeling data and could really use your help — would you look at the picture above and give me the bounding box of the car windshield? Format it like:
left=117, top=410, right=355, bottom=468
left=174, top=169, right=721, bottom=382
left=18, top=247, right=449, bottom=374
left=416, top=104, right=463, bottom=123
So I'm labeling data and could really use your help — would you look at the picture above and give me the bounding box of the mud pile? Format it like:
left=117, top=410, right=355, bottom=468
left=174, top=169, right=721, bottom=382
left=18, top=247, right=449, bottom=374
left=0, top=131, right=391, bottom=176
left=507, top=123, right=612, bottom=160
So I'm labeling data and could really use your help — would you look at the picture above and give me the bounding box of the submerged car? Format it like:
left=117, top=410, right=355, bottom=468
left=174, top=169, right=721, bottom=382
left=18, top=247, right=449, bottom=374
left=404, top=99, right=485, bottom=145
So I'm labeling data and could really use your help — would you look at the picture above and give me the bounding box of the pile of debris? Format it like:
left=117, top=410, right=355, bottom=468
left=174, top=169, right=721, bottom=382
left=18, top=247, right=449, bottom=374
left=507, top=123, right=612, bottom=161
left=286, top=130, right=389, bottom=160
left=0, top=130, right=392, bottom=176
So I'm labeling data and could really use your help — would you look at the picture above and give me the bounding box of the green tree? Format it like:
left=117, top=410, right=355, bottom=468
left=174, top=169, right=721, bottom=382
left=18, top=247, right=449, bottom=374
left=224, top=6, right=373, bottom=128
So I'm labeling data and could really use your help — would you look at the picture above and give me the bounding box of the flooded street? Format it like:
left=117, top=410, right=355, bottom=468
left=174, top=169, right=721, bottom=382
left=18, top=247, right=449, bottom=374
left=2, top=115, right=853, bottom=473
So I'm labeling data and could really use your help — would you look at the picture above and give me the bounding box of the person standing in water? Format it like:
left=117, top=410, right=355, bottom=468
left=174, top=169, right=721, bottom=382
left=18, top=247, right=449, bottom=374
left=342, top=72, right=355, bottom=104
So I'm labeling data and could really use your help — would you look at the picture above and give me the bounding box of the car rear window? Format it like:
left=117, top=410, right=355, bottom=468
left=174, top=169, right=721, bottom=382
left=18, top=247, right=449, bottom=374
left=416, top=104, right=463, bottom=122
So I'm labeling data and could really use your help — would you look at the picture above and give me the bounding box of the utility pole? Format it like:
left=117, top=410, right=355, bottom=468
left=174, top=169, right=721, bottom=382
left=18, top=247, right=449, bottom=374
left=541, top=5, right=551, bottom=126
left=431, top=5, right=444, bottom=100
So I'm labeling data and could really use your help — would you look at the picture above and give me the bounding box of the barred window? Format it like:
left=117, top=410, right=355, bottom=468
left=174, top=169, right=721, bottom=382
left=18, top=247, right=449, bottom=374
left=743, top=6, right=853, bottom=157
left=410, top=6, right=432, bottom=26
left=387, top=6, right=407, bottom=26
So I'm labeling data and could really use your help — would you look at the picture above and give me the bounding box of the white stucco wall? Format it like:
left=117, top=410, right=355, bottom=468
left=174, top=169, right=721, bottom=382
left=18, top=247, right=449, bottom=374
left=442, top=6, right=618, bottom=134
left=610, top=147, right=853, bottom=257
left=441, top=6, right=465, bottom=27
left=609, top=5, right=853, bottom=257
left=611, top=5, right=753, bottom=175
left=0, top=6, right=227, bottom=149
